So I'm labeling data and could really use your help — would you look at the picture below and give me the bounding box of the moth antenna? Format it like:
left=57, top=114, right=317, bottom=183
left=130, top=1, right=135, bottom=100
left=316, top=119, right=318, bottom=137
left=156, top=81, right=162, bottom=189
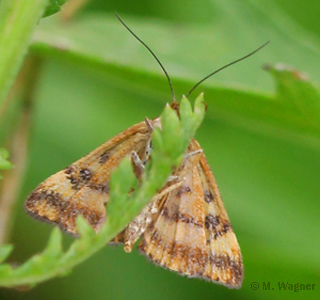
left=186, top=41, right=270, bottom=98
left=115, top=13, right=176, bottom=101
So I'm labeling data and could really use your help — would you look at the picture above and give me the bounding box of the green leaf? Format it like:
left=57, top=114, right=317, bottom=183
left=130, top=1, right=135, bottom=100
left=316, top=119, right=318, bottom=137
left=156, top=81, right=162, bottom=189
left=179, top=96, right=194, bottom=134
left=30, top=5, right=320, bottom=93
left=107, top=157, right=138, bottom=227
left=160, top=104, right=183, bottom=155
left=265, top=63, right=320, bottom=127
left=76, top=215, right=95, bottom=239
left=43, top=0, right=66, bottom=18
left=180, top=94, right=206, bottom=141
left=193, top=93, right=206, bottom=126
left=42, top=227, right=63, bottom=258
left=28, top=11, right=319, bottom=149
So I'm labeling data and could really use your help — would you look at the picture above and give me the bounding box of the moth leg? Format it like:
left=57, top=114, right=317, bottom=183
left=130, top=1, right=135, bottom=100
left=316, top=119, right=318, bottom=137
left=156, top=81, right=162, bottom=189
left=131, top=150, right=145, bottom=179
left=144, top=117, right=154, bottom=132
left=143, top=139, right=152, bottom=164
left=184, top=149, right=203, bottom=159
left=131, top=151, right=144, bottom=169
left=152, top=181, right=183, bottom=202
left=167, top=175, right=178, bottom=182
left=178, top=148, right=203, bottom=170
left=124, top=200, right=159, bottom=253
left=131, top=123, right=153, bottom=179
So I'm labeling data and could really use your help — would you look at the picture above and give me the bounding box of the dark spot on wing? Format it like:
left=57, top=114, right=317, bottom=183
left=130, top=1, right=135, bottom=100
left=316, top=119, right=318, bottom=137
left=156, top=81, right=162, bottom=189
left=204, top=190, right=214, bottom=203
left=205, top=214, right=231, bottom=239
left=79, top=168, right=92, bottom=181
left=99, top=151, right=110, bottom=164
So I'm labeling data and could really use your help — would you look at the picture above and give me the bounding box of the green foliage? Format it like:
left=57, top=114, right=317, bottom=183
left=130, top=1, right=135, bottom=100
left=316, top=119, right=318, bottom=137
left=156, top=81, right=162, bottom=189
left=43, top=0, right=66, bottom=18
left=0, top=1, right=319, bottom=300
left=29, top=11, right=320, bottom=147
left=0, top=97, right=205, bottom=288
left=0, top=0, right=49, bottom=107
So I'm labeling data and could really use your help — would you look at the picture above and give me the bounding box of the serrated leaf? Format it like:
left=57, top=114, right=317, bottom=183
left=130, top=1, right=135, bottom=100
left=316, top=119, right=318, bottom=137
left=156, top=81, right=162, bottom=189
left=160, top=105, right=183, bottom=156
left=110, top=157, right=136, bottom=196
left=42, top=227, right=63, bottom=257
left=108, top=158, right=138, bottom=218
left=180, top=96, right=194, bottom=139
left=180, top=95, right=193, bottom=117
left=150, top=128, right=163, bottom=154
left=193, top=93, right=206, bottom=126
left=76, top=216, right=95, bottom=239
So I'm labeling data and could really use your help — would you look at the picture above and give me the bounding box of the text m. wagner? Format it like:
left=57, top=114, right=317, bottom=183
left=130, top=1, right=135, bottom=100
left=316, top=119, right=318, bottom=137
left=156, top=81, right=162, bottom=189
left=263, top=282, right=315, bottom=292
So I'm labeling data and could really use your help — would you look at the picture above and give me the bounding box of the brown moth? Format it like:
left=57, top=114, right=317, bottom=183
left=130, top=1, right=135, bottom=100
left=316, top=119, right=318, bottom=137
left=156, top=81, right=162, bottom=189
left=25, top=108, right=243, bottom=288
left=25, top=14, right=268, bottom=289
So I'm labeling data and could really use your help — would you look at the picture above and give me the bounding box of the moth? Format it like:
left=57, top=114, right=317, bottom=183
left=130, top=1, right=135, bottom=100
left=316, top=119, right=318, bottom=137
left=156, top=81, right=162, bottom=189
left=25, top=110, right=243, bottom=287
left=25, top=15, right=268, bottom=288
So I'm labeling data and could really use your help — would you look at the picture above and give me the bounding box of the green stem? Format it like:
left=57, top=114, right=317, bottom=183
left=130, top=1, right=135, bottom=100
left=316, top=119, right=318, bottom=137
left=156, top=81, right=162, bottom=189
left=0, top=226, right=121, bottom=287
left=0, top=0, right=49, bottom=107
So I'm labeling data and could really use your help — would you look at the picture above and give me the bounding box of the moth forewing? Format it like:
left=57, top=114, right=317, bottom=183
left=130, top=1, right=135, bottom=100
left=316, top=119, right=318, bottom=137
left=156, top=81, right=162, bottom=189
left=25, top=118, right=158, bottom=235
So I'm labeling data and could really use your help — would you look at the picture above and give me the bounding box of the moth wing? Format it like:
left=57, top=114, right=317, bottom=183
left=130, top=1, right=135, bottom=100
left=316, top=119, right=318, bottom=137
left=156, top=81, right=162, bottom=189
left=25, top=119, right=158, bottom=235
left=139, top=139, right=243, bottom=288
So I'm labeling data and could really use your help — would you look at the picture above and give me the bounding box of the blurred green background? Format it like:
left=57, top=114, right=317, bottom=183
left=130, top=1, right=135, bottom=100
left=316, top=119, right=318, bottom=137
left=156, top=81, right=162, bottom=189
left=1, top=0, right=320, bottom=299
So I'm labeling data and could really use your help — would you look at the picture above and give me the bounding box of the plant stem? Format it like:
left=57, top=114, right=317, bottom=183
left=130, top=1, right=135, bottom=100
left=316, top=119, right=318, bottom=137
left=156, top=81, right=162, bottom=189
left=0, top=56, right=42, bottom=244
left=0, top=0, right=48, bottom=108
